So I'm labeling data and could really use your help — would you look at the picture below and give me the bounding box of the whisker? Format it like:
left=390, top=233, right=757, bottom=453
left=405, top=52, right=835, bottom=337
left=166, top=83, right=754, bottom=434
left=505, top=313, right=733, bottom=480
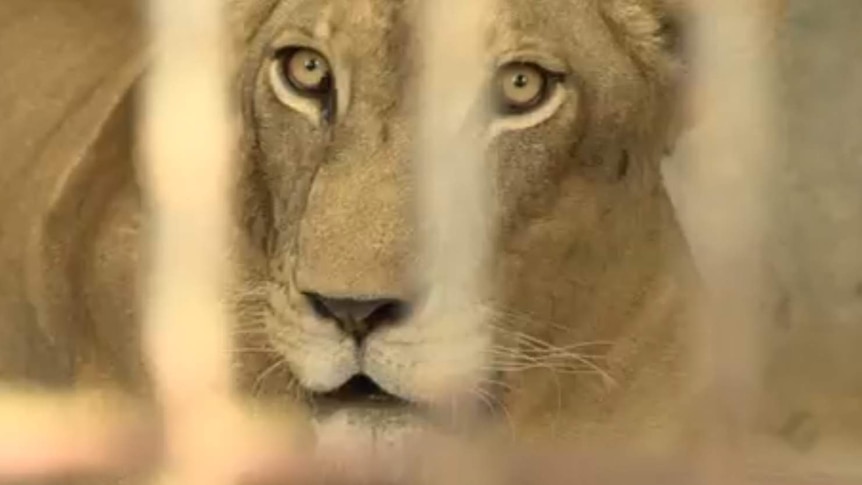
left=482, top=365, right=605, bottom=378
left=488, top=345, right=606, bottom=373
left=252, top=358, right=289, bottom=397
left=488, top=325, right=617, bottom=385
left=231, top=347, right=279, bottom=355
left=470, top=386, right=517, bottom=442
left=230, top=329, right=271, bottom=336
left=489, top=345, right=605, bottom=361
left=484, top=350, right=611, bottom=378
left=483, top=305, right=578, bottom=334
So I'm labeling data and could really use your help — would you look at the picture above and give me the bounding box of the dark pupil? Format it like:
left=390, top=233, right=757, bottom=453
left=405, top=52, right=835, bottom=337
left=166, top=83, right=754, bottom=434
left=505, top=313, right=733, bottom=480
left=512, top=73, right=529, bottom=88
left=304, top=58, right=319, bottom=71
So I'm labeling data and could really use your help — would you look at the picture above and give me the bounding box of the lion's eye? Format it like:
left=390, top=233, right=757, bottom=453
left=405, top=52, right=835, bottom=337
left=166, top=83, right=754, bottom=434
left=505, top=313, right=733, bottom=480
left=277, top=47, right=333, bottom=97
left=495, top=62, right=556, bottom=115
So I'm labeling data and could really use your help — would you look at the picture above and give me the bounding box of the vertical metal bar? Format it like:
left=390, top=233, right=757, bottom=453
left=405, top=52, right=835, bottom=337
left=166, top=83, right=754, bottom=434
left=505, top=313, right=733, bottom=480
left=140, top=0, right=237, bottom=483
left=414, top=0, right=494, bottom=392
left=416, top=0, right=494, bottom=300
left=677, top=0, right=778, bottom=479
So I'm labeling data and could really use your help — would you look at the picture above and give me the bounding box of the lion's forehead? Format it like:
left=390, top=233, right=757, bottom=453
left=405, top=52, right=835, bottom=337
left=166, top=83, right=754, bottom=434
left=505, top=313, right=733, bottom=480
left=266, top=0, right=404, bottom=44
left=257, top=0, right=648, bottom=63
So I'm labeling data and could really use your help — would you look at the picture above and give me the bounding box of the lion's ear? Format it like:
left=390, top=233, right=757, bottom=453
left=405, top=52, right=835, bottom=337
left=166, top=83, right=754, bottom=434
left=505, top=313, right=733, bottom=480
left=653, top=0, right=687, bottom=60
left=657, top=0, right=787, bottom=146
left=654, top=0, right=787, bottom=61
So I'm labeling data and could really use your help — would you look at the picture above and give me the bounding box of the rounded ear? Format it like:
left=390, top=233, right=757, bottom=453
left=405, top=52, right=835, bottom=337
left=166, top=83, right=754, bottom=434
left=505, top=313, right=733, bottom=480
left=652, top=0, right=786, bottom=65
left=658, top=0, right=788, bottom=147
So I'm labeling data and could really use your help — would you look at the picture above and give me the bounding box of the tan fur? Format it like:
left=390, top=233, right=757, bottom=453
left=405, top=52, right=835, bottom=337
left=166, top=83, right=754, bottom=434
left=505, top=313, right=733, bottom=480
left=0, top=0, right=696, bottom=445
left=6, top=0, right=843, bottom=467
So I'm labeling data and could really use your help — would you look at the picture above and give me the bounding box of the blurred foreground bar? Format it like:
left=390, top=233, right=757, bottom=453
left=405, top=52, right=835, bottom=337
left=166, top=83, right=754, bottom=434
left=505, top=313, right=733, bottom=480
left=139, top=0, right=241, bottom=483
left=415, top=0, right=494, bottom=314
left=678, top=0, right=778, bottom=481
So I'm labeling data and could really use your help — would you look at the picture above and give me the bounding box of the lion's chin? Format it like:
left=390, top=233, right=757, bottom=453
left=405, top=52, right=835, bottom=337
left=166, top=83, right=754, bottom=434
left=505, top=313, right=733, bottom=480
left=309, top=404, right=504, bottom=481
left=303, top=373, right=493, bottom=465
left=311, top=406, right=427, bottom=469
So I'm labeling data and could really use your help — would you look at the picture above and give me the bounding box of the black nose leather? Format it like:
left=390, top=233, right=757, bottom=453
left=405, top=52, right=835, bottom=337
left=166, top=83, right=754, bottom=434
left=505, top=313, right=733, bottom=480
left=304, top=293, right=409, bottom=342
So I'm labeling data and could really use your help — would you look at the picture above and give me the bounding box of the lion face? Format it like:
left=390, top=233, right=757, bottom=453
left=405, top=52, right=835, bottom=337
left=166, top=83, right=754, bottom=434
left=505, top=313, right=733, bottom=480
left=232, top=0, right=687, bottom=448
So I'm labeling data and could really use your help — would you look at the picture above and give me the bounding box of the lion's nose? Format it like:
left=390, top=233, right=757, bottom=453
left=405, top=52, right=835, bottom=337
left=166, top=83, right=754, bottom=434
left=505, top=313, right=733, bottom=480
left=303, top=292, right=410, bottom=342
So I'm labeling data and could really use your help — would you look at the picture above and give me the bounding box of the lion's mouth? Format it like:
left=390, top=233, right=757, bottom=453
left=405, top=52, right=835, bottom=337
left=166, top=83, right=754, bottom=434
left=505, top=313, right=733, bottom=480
left=310, top=374, right=412, bottom=416
left=308, top=375, right=427, bottom=460
left=307, top=373, right=494, bottom=455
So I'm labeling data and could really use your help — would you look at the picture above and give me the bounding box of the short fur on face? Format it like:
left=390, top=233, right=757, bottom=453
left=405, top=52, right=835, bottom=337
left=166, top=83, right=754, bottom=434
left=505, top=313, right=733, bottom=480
left=228, top=0, right=695, bottom=448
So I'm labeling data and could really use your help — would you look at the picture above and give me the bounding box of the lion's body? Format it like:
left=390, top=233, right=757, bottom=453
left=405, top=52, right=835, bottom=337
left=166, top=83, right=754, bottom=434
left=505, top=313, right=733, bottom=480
left=0, top=0, right=144, bottom=389
left=6, top=0, right=849, bottom=466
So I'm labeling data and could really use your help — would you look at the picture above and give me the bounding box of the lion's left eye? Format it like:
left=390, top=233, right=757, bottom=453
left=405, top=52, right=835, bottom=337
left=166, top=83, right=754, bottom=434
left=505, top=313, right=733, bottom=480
left=270, top=46, right=338, bottom=123
left=276, top=47, right=333, bottom=98
left=494, top=62, right=558, bottom=115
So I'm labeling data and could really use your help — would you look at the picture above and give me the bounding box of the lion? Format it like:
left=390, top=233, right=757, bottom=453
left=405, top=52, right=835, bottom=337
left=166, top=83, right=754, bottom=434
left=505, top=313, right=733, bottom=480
left=226, top=0, right=696, bottom=454
left=8, top=0, right=847, bottom=471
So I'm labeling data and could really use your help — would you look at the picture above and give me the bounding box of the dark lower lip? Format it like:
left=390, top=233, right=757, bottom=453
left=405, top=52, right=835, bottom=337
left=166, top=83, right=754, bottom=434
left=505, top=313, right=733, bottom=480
left=310, top=394, right=410, bottom=410
left=306, top=375, right=503, bottom=427
left=307, top=375, right=413, bottom=418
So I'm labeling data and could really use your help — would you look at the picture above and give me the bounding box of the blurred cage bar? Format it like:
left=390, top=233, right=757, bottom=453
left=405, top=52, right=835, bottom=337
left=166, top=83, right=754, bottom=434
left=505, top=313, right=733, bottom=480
left=0, top=0, right=859, bottom=484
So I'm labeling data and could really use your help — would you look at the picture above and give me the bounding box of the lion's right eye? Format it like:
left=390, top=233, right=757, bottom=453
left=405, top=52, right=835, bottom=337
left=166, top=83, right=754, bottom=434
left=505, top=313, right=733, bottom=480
left=276, top=47, right=333, bottom=98
left=494, top=62, right=562, bottom=116
left=271, top=46, right=338, bottom=123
